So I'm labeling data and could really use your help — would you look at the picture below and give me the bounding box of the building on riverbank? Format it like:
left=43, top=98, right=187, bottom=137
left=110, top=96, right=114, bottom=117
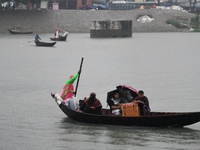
left=3, top=0, right=199, bottom=11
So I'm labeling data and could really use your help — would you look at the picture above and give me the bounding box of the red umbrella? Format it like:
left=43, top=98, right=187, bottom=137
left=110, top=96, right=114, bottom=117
left=117, top=85, right=138, bottom=94
left=107, top=85, right=138, bottom=104
left=117, top=85, right=138, bottom=102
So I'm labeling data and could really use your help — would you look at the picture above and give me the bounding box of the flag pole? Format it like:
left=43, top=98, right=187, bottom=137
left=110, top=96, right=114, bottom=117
left=74, top=57, right=84, bottom=97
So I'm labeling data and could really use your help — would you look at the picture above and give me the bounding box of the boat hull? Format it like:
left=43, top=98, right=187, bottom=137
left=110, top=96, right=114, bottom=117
left=8, top=29, right=33, bottom=34
left=35, top=41, right=56, bottom=47
left=55, top=99, right=200, bottom=127
left=50, top=35, right=67, bottom=41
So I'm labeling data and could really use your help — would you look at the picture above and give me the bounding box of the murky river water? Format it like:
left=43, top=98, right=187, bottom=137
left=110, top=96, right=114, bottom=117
left=0, top=33, right=200, bottom=150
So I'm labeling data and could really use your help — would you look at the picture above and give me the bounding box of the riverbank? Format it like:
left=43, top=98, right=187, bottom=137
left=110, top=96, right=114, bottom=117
left=0, top=9, right=196, bottom=34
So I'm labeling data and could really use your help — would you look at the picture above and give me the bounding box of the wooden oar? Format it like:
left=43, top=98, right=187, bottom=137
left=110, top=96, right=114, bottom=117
left=74, top=57, right=84, bottom=97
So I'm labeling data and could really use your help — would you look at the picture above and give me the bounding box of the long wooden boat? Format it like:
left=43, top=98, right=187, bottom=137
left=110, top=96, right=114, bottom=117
left=8, top=29, right=33, bottom=34
left=52, top=84, right=200, bottom=127
left=50, top=35, right=67, bottom=41
left=35, top=41, right=56, bottom=47
left=52, top=95, right=200, bottom=127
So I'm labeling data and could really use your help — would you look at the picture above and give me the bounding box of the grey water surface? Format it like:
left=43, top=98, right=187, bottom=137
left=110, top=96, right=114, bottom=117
left=0, top=33, right=200, bottom=150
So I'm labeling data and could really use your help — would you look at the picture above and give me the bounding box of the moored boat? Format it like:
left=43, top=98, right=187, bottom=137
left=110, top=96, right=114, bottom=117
left=35, top=41, right=56, bottom=47
left=50, top=35, right=67, bottom=41
left=8, top=29, right=33, bottom=34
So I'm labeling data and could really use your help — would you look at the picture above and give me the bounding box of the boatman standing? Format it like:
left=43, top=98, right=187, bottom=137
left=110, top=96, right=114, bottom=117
left=51, top=70, right=80, bottom=110
left=34, top=34, right=41, bottom=42
left=61, top=70, right=81, bottom=102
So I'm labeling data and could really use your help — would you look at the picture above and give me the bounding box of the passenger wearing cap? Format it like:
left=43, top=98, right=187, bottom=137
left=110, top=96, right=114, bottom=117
left=80, top=92, right=102, bottom=115
left=133, top=90, right=150, bottom=116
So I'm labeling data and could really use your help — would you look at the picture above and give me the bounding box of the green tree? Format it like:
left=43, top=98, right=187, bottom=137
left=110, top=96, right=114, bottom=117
left=191, top=15, right=200, bottom=30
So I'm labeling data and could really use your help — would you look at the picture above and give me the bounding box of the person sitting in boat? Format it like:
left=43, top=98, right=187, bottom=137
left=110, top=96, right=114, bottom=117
left=34, top=34, right=41, bottom=42
left=80, top=92, right=102, bottom=115
left=62, top=30, right=68, bottom=37
left=132, top=90, right=150, bottom=116
left=107, top=91, right=122, bottom=115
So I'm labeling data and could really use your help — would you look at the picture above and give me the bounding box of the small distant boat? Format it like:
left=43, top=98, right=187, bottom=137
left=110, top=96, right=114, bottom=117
left=8, top=29, right=33, bottom=34
left=35, top=41, right=56, bottom=47
left=50, top=35, right=67, bottom=41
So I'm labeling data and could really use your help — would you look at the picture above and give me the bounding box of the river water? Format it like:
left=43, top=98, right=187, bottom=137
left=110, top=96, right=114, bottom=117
left=0, top=33, right=200, bottom=150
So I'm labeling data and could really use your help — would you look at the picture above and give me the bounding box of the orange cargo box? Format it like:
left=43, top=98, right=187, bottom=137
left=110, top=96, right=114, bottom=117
left=121, top=103, right=134, bottom=107
left=121, top=103, right=140, bottom=116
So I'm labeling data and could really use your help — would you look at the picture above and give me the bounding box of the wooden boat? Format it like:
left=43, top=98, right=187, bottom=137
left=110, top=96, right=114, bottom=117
left=52, top=85, right=200, bottom=127
left=8, top=29, right=33, bottom=34
left=53, top=97, right=200, bottom=127
left=35, top=41, right=56, bottom=47
left=50, top=35, right=67, bottom=41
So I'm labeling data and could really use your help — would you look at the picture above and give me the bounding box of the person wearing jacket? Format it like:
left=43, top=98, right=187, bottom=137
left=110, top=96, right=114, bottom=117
left=34, top=34, right=41, bottom=42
